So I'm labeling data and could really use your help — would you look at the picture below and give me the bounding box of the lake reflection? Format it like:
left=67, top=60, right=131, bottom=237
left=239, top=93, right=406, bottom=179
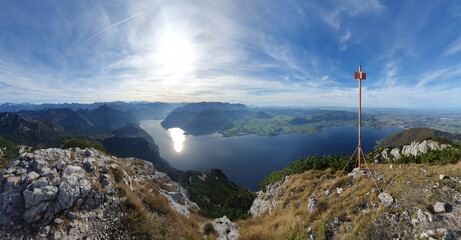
left=141, top=120, right=402, bottom=191
left=168, top=128, right=186, bottom=152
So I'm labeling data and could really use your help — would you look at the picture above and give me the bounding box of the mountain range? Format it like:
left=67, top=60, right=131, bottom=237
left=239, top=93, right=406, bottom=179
left=0, top=101, right=173, bottom=121
left=0, top=104, right=170, bottom=170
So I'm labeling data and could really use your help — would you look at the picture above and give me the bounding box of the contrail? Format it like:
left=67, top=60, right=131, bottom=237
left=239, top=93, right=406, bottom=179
left=82, top=12, right=143, bottom=44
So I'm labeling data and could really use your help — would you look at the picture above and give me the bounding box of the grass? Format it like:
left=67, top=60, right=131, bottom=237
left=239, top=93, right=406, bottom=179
left=105, top=157, right=207, bottom=239
left=238, top=160, right=461, bottom=239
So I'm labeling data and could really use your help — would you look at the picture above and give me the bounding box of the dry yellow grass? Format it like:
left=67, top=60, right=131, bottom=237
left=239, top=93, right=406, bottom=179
left=238, top=161, right=461, bottom=240
left=107, top=157, right=208, bottom=239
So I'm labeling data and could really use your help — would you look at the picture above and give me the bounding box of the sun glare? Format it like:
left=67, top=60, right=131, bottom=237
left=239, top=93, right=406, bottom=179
left=168, top=127, right=186, bottom=152
left=156, top=30, right=197, bottom=76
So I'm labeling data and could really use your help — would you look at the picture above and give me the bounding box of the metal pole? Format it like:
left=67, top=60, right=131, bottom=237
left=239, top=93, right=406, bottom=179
left=358, top=65, right=362, bottom=170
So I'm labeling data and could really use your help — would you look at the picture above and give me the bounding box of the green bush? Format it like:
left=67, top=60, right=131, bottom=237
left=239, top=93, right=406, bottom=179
left=197, top=188, right=257, bottom=220
left=59, top=138, right=107, bottom=153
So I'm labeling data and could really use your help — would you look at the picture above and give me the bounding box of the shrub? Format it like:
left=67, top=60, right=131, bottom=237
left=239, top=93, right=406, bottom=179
left=59, top=138, right=107, bottom=153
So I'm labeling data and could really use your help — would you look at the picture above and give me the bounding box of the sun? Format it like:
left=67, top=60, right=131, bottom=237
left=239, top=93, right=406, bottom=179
left=156, top=30, right=197, bottom=76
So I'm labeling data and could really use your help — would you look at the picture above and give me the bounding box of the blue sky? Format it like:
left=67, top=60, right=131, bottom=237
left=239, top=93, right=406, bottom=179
left=1, top=0, right=461, bottom=108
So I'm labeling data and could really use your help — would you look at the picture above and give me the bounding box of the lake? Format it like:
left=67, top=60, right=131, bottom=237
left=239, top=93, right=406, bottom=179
left=141, top=120, right=401, bottom=190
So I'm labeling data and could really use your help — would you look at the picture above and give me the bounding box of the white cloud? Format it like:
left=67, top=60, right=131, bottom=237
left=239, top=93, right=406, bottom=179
left=316, top=0, right=385, bottom=29
left=443, top=36, right=461, bottom=56
left=339, top=31, right=351, bottom=51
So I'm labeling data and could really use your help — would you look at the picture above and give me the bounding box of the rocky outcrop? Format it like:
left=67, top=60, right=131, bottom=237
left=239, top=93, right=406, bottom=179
left=249, top=176, right=289, bottom=217
left=374, top=140, right=452, bottom=163
left=212, top=216, right=239, bottom=240
left=201, top=215, right=239, bottom=240
left=0, top=148, right=197, bottom=239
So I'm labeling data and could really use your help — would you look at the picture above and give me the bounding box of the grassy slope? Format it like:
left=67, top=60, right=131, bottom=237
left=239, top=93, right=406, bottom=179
left=238, top=161, right=461, bottom=239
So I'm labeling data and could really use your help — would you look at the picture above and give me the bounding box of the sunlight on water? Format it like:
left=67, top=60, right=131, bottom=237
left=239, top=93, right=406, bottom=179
left=168, top=128, right=186, bottom=152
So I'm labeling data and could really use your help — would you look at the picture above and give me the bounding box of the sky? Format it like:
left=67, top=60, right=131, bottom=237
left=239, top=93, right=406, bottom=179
left=1, top=0, right=461, bottom=109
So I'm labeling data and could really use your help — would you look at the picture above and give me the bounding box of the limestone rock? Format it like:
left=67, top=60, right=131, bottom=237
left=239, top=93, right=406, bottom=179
left=378, top=192, right=400, bottom=208
left=379, top=140, right=452, bottom=162
left=0, top=147, right=197, bottom=239
left=348, top=168, right=369, bottom=179
left=249, top=176, right=288, bottom=217
left=434, top=202, right=446, bottom=213
left=212, top=216, right=239, bottom=240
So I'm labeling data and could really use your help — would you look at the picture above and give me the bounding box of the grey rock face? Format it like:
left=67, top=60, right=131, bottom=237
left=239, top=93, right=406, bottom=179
left=378, top=192, right=400, bottom=208
left=0, top=147, right=196, bottom=240
left=249, top=176, right=289, bottom=217
left=377, top=140, right=452, bottom=162
left=160, top=187, right=198, bottom=218
left=57, top=174, right=82, bottom=209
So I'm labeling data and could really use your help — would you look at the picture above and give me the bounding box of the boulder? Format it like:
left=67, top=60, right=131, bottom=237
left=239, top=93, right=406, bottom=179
left=213, top=216, right=239, bottom=240
left=348, top=168, right=369, bottom=179
left=378, top=192, right=400, bottom=208
left=433, top=202, right=446, bottom=213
